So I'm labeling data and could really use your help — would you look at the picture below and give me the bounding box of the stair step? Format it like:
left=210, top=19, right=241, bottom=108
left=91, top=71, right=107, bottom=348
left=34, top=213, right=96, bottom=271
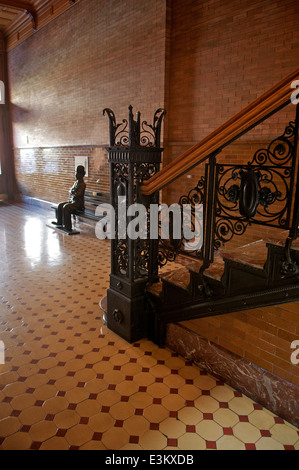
left=158, top=238, right=269, bottom=291
left=265, top=233, right=299, bottom=251
left=222, top=239, right=268, bottom=270
left=160, top=266, right=191, bottom=291
left=187, top=255, right=225, bottom=282
left=148, top=233, right=298, bottom=300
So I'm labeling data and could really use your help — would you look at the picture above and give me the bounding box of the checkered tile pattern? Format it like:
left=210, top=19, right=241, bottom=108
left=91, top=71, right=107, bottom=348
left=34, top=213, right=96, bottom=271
left=0, top=204, right=298, bottom=450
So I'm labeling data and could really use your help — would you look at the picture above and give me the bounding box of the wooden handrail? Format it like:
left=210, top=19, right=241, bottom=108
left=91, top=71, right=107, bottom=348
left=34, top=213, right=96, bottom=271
left=142, top=68, right=299, bottom=196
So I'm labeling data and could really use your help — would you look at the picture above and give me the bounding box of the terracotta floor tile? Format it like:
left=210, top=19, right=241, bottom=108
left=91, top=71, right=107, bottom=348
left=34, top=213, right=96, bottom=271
left=213, top=407, right=239, bottom=428
left=233, top=421, right=262, bottom=443
left=65, top=387, right=90, bottom=404
left=229, top=396, right=255, bottom=415
left=196, top=419, right=223, bottom=441
left=194, top=394, right=220, bottom=413
left=76, top=398, right=101, bottom=417
left=40, top=436, right=70, bottom=450
left=19, top=406, right=46, bottom=426
left=161, top=394, right=185, bottom=412
left=29, top=420, right=56, bottom=442
left=210, top=384, right=235, bottom=402
left=0, top=416, right=20, bottom=437
left=216, top=434, right=245, bottom=450
left=88, top=412, right=114, bottom=433
left=139, top=429, right=167, bottom=450
left=178, top=383, right=201, bottom=401
left=65, top=423, right=94, bottom=447
left=248, top=409, right=276, bottom=430
left=53, top=409, right=80, bottom=429
left=123, top=415, right=149, bottom=435
left=101, top=427, right=129, bottom=450
left=270, top=423, right=299, bottom=445
left=1, top=431, right=32, bottom=450
left=178, top=406, right=203, bottom=425
left=178, top=432, right=206, bottom=450
left=159, top=417, right=186, bottom=439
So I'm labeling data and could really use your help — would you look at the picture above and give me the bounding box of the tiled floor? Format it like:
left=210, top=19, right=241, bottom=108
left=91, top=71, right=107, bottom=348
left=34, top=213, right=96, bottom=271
left=0, top=203, right=298, bottom=450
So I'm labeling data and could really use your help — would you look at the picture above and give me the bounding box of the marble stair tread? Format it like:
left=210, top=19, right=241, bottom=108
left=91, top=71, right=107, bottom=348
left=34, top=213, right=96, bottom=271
left=221, top=239, right=268, bottom=270
left=160, top=266, right=191, bottom=291
left=265, top=232, right=299, bottom=251
left=187, top=255, right=225, bottom=282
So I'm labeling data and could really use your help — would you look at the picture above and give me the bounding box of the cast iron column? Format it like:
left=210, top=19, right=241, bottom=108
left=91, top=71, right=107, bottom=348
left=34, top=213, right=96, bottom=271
left=103, top=106, right=166, bottom=342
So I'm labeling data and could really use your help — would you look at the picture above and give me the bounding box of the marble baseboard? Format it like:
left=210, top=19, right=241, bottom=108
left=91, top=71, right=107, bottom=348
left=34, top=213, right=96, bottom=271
left=21, top=195, right=53, bottom=211
left=166, top=322, right=299, bottom=428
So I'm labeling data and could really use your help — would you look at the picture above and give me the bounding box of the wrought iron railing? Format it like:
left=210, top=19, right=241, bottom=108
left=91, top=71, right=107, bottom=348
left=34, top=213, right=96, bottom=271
left=158, top=104, right=299, bottom=292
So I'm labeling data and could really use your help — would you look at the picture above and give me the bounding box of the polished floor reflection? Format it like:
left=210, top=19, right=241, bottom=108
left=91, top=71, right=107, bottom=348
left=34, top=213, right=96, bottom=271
left=0, top=203, right=298, bottom=450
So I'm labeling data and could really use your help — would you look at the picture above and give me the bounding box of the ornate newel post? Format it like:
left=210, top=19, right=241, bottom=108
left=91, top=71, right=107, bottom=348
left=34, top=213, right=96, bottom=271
left=103, top=106, right=166, bottom=342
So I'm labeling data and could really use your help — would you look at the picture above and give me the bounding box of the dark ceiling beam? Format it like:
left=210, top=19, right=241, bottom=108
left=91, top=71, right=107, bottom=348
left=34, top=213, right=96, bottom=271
left=0, top=1, right=32, bottom=10
left=0, top=1, right=37, bottom=30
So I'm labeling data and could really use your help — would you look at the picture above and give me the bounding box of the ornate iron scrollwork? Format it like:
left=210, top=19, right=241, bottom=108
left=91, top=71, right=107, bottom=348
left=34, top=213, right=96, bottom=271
left=251, top=120, right=295, bottom=166
left=115, top=241, right=129, bottom=276
left=103, top=106, right=166, bottom=148
left=103, top=108, right=127, bottom=146
left=214, top=118, right=297, bottom=248
left=141, top=109, right=167, bottom=147
left=158, top=177, right=205, bottom=266
left=112, top=163, right=129, bottom=276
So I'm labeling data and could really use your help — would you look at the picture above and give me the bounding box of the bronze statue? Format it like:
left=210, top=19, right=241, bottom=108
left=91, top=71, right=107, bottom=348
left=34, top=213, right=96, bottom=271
left=52, top=165, right=86, bottom=233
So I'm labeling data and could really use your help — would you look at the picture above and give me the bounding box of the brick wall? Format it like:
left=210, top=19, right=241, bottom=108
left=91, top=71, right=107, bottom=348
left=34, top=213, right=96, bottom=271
left=14, top=146, right=109, bottom=204
left=8, top=0, right=167, bottom=199
left=180, top=301, right=299, bottom=387
left=163, top=0, right=298, bottom=217
left=165, top=0, right=298, bottom=145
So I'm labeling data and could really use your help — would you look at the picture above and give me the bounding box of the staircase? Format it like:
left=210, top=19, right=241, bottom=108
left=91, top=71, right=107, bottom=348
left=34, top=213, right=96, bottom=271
left=103, top=67, right=299, bottom=346
left=147, top=232, right=299, bottom=344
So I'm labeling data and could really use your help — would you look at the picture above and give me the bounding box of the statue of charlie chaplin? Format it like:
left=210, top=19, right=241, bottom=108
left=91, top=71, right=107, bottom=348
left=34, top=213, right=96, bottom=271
left=52, top=165, right=86, bottom=233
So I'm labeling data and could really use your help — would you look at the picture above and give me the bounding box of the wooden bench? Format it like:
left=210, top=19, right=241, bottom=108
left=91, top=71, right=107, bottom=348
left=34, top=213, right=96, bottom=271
left=51, top=190, right=110, bottom=223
